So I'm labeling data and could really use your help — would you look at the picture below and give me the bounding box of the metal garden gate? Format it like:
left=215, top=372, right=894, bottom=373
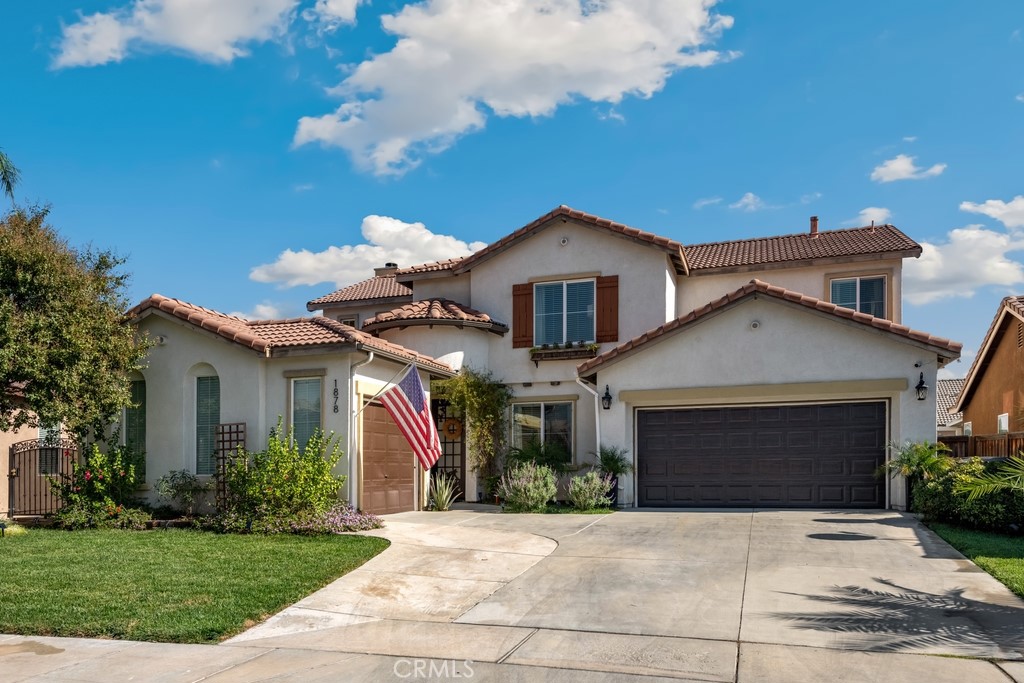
left=8, top=438, right=78, bottom=516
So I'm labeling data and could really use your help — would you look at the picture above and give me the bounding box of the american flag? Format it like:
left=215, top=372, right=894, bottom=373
left=380, top=367, right=442, bottom=470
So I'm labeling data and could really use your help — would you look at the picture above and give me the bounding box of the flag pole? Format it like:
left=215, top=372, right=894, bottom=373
left=353, top=362, right=415, bottom=418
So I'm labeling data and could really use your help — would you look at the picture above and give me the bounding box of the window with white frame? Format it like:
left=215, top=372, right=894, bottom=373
left=534, top=279, right=595, bottom=346
left=291, top=377, right=322, bottom=452
left=963, top=421, right=973, bottom=437
left=196, top=376, right=220, bottom=475
left=338, top=316, right=357, bottom=327
left=830, top=275, right=886, bottom=318
left=997, top=413, right=1009, bottom=434
left=511, top=402, right=573, bottom=456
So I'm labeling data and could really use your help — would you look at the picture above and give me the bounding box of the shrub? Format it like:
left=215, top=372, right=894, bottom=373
left=428, top=472, right=460, bottom=511
left=593, top=444, right=633, bottom=477
left=568, top=471, right=613, bottom=511
left=915, top=457, right=1024, bottom=533
left=52, top=501, right=151, bottom=530
left=49, top=443, right=150, bottom=530
left=498, top=462, right=557, bottom=513
left=218, top=421, right=345, bottom=520
left=205, top=504, right=381, bottom=535
left=155, top=469, right=210, bottom=516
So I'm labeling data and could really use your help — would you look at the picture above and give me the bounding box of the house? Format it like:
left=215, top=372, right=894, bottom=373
left=305, top=206, right=960, bottom=510
left=126, top=295, right=454, bottom=515
left=936, top=378, right=965, bottom=437
left=951, top=295, right=1024, bottom=437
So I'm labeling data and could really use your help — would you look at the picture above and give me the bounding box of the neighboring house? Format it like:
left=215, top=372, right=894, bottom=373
left=951, top=295, right=1024, bottom=437
left=307, top=206, right=961, bottom=510
left=126, top=295, right=454, bottom=515
left=936, top=378, right=965, bottom=437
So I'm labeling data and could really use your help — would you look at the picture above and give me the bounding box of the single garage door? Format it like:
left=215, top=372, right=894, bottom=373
left=637, top=401, right=886, bottom=508
left=361, top=404, right=416, bottom=515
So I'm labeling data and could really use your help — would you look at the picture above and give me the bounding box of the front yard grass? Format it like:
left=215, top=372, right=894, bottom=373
left=928, top=522, right=1024, bottom=599
left=0, top=528, right=388, bottom=643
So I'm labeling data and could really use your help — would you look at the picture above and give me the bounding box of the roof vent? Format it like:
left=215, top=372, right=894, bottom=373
left=809, top=216, right=819, bottom=236
left=374, top=263, right=399, bottom=277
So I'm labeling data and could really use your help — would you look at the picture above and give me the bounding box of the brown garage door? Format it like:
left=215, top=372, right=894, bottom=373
left=637, top=402, right=885, bottom=508
left=362, top=404, right=415, bottom=515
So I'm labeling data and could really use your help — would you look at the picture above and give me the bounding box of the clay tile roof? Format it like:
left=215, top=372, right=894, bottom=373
left=936, top=378, right=965, bottom=427
left=363, top=299, right=508, bottom=335
left=127, top=294, right=453, bottom=375
left=684, top=224, right=921, bottom=272
left=395, top=258, right=466, bottom=277
left=306, top=274, right=412, bottom=310
left=577, top=279, right=961, bottom=376
left=450, top=205, right=688, bottom=275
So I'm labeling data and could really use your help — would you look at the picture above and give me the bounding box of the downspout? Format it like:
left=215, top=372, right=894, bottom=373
left=575, top=377, right=602, bottom=455
left=349, top=350, right=374, bottom=511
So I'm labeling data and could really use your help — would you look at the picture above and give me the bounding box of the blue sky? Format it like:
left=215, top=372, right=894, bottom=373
left=2, top=1, right=1023, bottom=377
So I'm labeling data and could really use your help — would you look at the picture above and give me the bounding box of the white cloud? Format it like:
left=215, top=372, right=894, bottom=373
left=54, top=0, right=298, bottom=68
left=938, top=348, right=975, bottom=380
left=292, top=183, right=315, bottom=192
left=250, top=214, right=487, bottom=288
left=729, top=192, right=769, bottom=212
left=845, top=207, right=892, bottom=226
left=228, top=301, right=289, bottom=320
left=693, top=196, right=722, bottom=209
left=902, top=136, right=917, bottom=143
left=294, top=0, right=737, bottom=175
left=960, top=195, right=1024, bottom=229
left=903, top=225, right=1024, bottom=305
left=870, top=154, right=947, bottom=182
left=303, top=0, right=366, bottom=33
left=800, top=192, right=822, bottom=204
left=1016, top=93, right=1024, bottom=103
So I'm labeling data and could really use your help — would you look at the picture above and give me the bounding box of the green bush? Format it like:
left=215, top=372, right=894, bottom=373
left=428, top=472, right=460, bottom=512
left=498, top=462, right=557, bottom=513
left=568, top=471, right=613, bottom=511
left=218, top=421, right=345, bottom=520
left=49, top=443, right=150, bottom=530
left=914, top=457, right=1024, bottom=532
left=155, top=469, right=211, bottom=516
left=52, top=501, right=151, bottom=530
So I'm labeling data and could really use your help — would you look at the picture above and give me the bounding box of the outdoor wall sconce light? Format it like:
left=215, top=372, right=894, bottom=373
left=915, top=372, right=928, bottom=401
left=602, top=385, right=613, bottom=410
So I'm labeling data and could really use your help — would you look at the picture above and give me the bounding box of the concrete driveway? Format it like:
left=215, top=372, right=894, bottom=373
left=4, top=508, right=1024, bottom=682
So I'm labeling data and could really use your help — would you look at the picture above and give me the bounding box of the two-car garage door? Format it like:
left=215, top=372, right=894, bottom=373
left=637, top=401, right=886, bottom=508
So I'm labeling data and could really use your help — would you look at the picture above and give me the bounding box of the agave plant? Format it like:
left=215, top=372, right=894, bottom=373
left=955, top=454, right=1024, bottom=501
left=428, top=471, right=461, bottom=512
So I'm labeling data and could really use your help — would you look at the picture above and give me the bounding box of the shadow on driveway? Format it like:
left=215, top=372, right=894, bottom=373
left=769, top=577, right=1024, bottom=656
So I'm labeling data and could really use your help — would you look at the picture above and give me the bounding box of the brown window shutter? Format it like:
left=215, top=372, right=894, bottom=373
left=596, top=275, right=619, bottom=343
left=512, top=283, right=533, bottom=348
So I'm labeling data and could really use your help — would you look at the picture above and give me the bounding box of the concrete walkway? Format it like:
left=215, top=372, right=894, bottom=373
left=3, top=508, right=1023, bottom=682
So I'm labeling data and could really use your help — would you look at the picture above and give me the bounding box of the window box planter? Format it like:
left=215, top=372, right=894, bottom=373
left=529, top=344, right=599, bottom=367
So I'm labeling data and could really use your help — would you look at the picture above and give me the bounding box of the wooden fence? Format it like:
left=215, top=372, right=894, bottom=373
left=939, top=432, right=1024, bottom=459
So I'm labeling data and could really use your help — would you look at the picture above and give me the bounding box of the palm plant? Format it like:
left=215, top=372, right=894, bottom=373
left=955, top=454, right=1024, bottom=501
left=877, top=440, right=952, bottom=512
left=0, top=149, right=20, bottom=203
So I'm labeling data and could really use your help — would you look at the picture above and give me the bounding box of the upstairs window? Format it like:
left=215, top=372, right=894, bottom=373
left=534, top=280, right=595, bottom=346
left=830, top=275, right=886, bottom=318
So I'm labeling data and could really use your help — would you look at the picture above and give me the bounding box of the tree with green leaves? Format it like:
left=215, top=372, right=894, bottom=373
left=955, top=454, right=1024, bottom=501
left=0, top=206, right=149, bottom=440
left=0, top=148, right=20, bottom=203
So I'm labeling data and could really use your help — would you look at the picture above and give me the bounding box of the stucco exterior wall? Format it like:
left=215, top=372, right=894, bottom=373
left=381, top=326, right=491, bottom=374
left=678, top=258, right=905, bottom=323
left=962, top=314, right=1024, bottom=435
left=410, top=274, right=472, bottom=304
left=593, top=296, right=939, bottom=509
left=319, top=303, right=406, bottom=329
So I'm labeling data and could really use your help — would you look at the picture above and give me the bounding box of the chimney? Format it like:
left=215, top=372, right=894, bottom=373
left=809, top=216, right=819, bottom=237
left=374, top=262, right=399, bottom=277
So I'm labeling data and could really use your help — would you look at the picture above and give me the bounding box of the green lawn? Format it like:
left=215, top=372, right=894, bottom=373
left=0, top=528, right=388, bottom=643
left=928, top=523, right=1024, bottom=599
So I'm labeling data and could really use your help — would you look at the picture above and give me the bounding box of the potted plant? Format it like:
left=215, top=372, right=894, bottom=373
left=593, top=444, right=633, bottom=507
